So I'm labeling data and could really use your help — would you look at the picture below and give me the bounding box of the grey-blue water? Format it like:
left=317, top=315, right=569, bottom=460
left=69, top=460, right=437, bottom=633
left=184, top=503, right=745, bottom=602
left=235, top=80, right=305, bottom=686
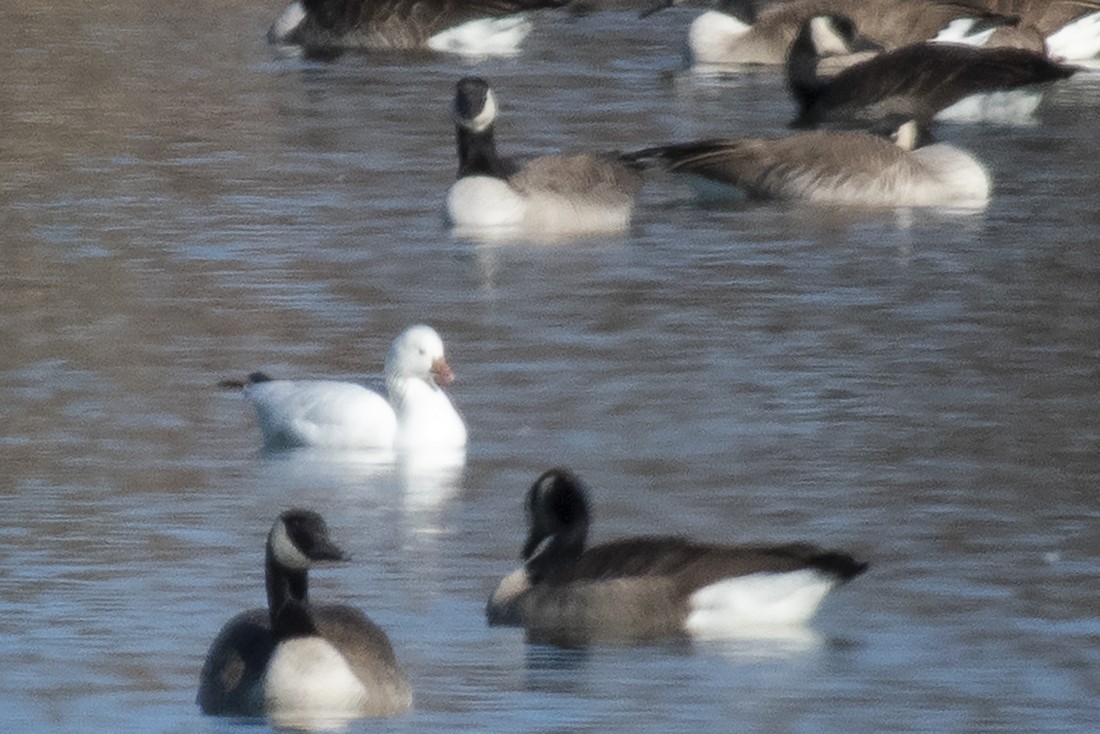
left=3, top=2, right=1100, bottom=732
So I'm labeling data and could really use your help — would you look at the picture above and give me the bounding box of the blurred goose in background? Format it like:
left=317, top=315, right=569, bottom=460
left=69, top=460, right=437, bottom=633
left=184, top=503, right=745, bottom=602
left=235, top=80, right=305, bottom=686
left=643, top=0, right=1015, bottom=67
left=198, top=510, right=412, bottom=724
left=268, top=0, right=567, bottom=56
left=631, top=119, right=992, bottom=208
left=446, top=76, right=645, bottom=236
left=963, top=0, right=1100, bottom=59
left=488, top=468, right=868, bottom=645
left=224, top=324, right=466, bottom=451
left=788, top=14, right=1080, bottom=127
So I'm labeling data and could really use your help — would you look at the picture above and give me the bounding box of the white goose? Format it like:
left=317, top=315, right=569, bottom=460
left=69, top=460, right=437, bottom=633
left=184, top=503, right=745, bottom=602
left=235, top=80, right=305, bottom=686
left=230, top=325, right=466, bottom=451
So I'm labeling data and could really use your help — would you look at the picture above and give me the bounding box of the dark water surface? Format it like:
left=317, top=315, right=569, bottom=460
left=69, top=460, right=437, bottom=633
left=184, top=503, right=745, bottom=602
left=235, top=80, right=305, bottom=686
left=3, top=2, right=1100, bottom=732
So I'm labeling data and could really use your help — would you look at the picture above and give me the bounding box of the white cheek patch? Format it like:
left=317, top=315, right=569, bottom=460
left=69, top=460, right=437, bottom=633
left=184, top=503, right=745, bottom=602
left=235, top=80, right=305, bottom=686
left=270, top=521, right=312, bottom=570
left=491, top=567, right=531, bottom=607
left=270, top=1, right=307, bottom=43
left=684, top=570, right=836, bottom=638
left=456, top=89, right=498, bottom=133
left=810, top=16, right=852, bottom=56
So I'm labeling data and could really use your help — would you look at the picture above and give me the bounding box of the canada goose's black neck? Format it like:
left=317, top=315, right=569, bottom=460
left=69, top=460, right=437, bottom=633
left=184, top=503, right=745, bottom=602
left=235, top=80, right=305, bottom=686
left=453, top=76, right=516, bottom=180
left=271, top=598, right=319, bottom=641
left=455, top=124, right=511, bottom=180
left=786, top=27, right=824, bottom=120
left=266, top=544, right=310, bottom=627
left=523, top=468, right=591, bottom=583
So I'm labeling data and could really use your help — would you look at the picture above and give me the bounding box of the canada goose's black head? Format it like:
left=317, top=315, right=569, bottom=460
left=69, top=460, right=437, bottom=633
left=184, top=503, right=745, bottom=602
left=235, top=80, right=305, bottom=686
left=265, top=509, right=347, bottom=626
left=269, top=509, right=348, bottom=570
left=788, top=15, right=878, bottom=100
left=452, top=76, right=514, bottom=179
left=453, top=76, right=498, bottom=134
left=522, top=468, right=590, bottom=581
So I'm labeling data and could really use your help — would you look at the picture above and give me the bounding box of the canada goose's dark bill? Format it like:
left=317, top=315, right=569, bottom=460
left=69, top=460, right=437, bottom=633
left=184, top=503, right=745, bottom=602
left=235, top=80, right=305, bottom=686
left=272, top=510, right=350, bottom=569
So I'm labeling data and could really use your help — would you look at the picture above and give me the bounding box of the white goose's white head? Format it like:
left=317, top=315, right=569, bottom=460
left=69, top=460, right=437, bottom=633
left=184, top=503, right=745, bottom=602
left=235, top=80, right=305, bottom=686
left=384, top=325, right=454, bottom=388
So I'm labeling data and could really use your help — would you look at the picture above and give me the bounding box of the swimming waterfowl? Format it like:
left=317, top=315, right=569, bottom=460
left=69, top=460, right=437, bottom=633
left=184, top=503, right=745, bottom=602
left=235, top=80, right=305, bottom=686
left=632, top=119, right=991, bottom=208
left=225, top=324, right=466, bottom=451
left=646, top=0, right=1014, bottom=67
left=197, top=510, right=412, bottom=723
left=445, top=76, right=645, bottom=236
left=967, top=0, right=1100, bottom=59
left=487, top=468, right=868, bottom=645
left=788, top=15, right=1080, bottom=128
left=269, top=0, right=567, bottom=56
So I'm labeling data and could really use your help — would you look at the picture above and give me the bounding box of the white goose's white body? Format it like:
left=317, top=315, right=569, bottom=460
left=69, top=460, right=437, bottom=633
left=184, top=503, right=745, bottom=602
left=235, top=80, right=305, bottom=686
left=239, top=325, right=466, bottom=451
left=247, top=380, right=397, bottom=450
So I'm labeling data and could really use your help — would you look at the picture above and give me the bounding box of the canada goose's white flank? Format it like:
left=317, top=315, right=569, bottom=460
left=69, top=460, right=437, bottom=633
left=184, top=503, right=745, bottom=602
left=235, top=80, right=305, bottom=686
left=487, top=469, right=868, bottom=645
left=632, top=120, right=991, bottom=208
left=197, top=510, right=412, bottom=723
left=789, top=14, right=1080, bottom=128
left=225, top=325, right=466, bottom=451
left=268, top=0, right=567, bottom=56
left=446, top=77, right=646, bottom=236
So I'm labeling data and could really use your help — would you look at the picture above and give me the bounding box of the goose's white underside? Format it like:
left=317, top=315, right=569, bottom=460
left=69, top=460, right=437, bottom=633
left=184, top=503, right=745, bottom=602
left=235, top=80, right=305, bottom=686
left=428, top=17, right=533, bottom=57
left=446, top=176, right=634, bottom=237
left=685, top=570, right=836, bottom=638
left=270, top=1, right=533, bottom=56
left=262, top=637, right=369, bottom=730
left=687, top=12, right=751, bottom=66
left=936, top=89, right=1043, bottom=124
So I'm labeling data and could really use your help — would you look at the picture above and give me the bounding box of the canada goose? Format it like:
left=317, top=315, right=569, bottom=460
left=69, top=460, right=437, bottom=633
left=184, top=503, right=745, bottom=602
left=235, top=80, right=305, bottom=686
left=223, top=324, right=466, bottom=450
left=631, top=119, right=992, bottom=208
left=966, top=0, right=1100, bottom=59
left=645, top=0, right=1014, bottom=67
left=788, top=15, right=1080, bottom=128
left=446, top=76, right=645, bottom=235
left=487, top=469, right=868, bottom=645
left=198, top=510, right=412, bottom=722
left=268, top=0, right=567, bottom=57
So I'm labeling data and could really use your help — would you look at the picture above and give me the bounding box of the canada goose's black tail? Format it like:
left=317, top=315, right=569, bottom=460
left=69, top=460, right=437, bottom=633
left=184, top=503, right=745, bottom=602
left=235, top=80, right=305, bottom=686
left=217, top=372, right=273, bottom=391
